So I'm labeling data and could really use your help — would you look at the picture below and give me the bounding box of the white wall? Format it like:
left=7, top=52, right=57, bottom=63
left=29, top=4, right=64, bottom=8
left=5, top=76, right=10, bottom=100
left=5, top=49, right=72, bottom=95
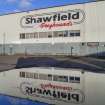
left=0, top=1, right=105, bottom=44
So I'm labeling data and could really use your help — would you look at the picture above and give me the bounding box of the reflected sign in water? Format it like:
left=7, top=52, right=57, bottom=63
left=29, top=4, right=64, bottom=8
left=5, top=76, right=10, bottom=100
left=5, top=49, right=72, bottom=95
left=0, top=65, right=105, bottom=105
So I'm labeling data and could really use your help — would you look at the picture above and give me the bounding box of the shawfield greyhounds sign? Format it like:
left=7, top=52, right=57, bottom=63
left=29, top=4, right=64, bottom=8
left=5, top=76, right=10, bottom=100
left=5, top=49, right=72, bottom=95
left=20, top=9, right=85, bottom=29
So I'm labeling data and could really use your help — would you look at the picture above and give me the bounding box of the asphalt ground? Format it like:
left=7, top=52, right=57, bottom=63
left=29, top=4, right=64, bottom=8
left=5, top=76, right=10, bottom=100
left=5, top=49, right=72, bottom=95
left=0, top=55, right=105, bottom=73
left=0, top=55, right=19, bottom=72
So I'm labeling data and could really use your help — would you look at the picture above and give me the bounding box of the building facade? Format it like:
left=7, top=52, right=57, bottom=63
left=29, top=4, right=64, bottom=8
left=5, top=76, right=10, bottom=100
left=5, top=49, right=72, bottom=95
left=0, top=1, right=105, bottom=56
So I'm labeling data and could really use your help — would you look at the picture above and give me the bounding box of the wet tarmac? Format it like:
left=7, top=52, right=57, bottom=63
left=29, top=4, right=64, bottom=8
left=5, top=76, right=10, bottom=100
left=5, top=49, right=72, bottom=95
left=0, top=55, right=105, bottom=73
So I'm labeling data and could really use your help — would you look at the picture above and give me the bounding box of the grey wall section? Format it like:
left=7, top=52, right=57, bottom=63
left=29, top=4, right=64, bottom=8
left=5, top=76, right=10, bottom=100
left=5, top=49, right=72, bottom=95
left=0, top=42, right=105, bottom=56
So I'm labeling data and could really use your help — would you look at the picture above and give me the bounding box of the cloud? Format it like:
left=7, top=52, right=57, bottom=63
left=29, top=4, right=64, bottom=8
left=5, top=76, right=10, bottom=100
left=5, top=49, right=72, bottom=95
left=5, top=0, right=33, bottom=13
left=6, top=0, right=17, bottom=3
left=19, top=0, right=32, bottom=9
left=13, top=9, right=20, bottom=12
left=6, top=0, right=32, bottom=9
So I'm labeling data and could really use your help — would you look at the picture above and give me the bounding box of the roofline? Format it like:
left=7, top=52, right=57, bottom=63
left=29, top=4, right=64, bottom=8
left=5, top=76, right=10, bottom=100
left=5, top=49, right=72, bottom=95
left=0, top=1, right=100, bottom=16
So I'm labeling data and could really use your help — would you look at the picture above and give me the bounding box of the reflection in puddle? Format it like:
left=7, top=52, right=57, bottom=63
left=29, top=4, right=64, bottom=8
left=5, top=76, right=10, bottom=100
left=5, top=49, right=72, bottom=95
left=0, top=94, right=48, bottom=105
left=0, top=67, right=105, bottom=105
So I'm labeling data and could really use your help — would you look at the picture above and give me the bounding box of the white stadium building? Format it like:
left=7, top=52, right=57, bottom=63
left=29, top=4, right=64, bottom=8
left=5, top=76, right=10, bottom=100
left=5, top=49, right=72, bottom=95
left=0, top=0, right=105, bottom=56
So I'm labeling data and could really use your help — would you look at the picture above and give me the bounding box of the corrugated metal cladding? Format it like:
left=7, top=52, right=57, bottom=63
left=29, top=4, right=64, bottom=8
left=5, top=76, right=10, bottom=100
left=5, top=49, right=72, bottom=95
left=0, top=1, right=105, bottom=56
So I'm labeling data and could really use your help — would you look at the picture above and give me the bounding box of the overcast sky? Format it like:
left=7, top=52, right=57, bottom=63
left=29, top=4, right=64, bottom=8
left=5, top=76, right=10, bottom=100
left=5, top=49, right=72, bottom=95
left=0, top=0, right=95, bottom=15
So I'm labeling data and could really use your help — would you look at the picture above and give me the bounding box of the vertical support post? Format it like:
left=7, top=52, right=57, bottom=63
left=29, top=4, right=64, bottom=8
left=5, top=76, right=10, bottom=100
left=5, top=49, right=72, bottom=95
left=9, top=44, right=13, bottom=55
left=71, top=46, right=74, bottom=56
left=3, top=33, right=6, bottom=56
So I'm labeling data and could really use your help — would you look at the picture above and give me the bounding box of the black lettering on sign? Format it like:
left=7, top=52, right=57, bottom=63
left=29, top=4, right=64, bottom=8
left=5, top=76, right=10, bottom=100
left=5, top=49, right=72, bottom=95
left=25, top=18, right=32, bottom=24
left=72, top=12, right=79, bottom=19
left=20, top=82, right=85, bottom=104
left=72, top=93, right=79, bottom=102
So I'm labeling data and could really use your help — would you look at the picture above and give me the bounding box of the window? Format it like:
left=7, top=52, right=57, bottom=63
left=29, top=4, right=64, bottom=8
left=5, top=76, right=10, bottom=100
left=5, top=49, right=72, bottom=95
left=20, top=72, right=38, bottom=79
left=53, top=75, right=68, bottom=82
left=69, top=76, right=74, bottom=81
left=39, top=32, right=47, bottom=38
left=33, top=73, right=38, bottom=79
left=48, top=35, right=52, bottom=38
left=39, top=32, right=52, bottom=38
left=20, top=72, right=25, bottom=78
left=25, top=33, right=30, bottom=39
left=30, top=33, right=34, bottom=38
left=20, top=32, right=38, bottom=39
left=75, top=32, right=80, bottom=36
left=39, top=74, right=52, bottom=81
left=75, top=77, right=80, bottom=83
left=20, top=71, right=80, bottom=83
left=69, top=76, right=80, bottom=83
left=20, top=30, right=80, bottom=39
left=53, top=31, right=64, bottom=37
left=47, top=32, right=52, bottom=38
left=63, top=31, right=68, bottom=37
left=48, top=30, right=70, bottom=38
left=25, top=72, right=34, bottom=78
left=20, top=33, right=25, bottom=39
left=69, top=30, right=80, bottom=37
left=33, top=33, right=38, bottom=38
